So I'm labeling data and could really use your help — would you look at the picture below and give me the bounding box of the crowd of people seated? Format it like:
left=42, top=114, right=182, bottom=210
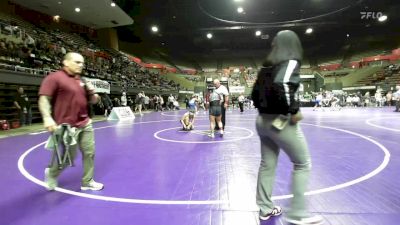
left=0, top=17, right=180, bottom=92
left=305, top=88, right=400, bottom=110
left=183, top=75, right=201, bottom=82
left=383, top=63, right=400, bottom=76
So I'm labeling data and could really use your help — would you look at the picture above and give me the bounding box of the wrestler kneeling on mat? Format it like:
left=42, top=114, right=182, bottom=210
left=180, top=110, right=195, bottom=131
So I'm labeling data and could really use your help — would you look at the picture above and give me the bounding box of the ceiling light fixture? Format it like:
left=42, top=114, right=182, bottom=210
left=111, top=2, right=116, bottom=7
left=305, top=28, right=313, bottom=34
left=151, top=26, right=159, bottom=32
left=237, top=7, right=244, bottom=13
left=255, top=30, right=261, bottom=36
left=378, top=15, right=387, bottom=22
left=53, top=15, right=60, bottom=22
left=75, top=7, right=80, bottom=12
left=233, top=0, right=244, bottom=2
left=207, top=33, right=213, bottom=39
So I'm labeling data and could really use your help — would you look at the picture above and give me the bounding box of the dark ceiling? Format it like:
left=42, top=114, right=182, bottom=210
left=115, top=0, right=400, bottom=69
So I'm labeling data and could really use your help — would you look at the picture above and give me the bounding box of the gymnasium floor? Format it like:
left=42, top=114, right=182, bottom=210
left=0, top=107, right=399, bottom=225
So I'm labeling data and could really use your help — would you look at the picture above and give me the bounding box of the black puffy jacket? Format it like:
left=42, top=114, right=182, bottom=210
left=251, top=60, right=301, bottom=115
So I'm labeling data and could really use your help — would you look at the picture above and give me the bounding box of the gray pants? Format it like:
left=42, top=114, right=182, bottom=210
left=48, top=123, right=96, bottom=186
left=256, top=114, right=311, bottom=218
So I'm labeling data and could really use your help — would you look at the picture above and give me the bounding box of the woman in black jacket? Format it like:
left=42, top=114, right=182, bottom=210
left=253, top=30, right=323, bottom=225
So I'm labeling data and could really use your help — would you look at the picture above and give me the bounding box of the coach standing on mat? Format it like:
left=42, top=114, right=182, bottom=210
left=252, top=30, right=323, bottom=225
left=38, top=52, right=104, bottom=191
left=213, top=79, right=229, bottom=130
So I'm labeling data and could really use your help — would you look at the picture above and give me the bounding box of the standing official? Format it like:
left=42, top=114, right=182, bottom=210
left=39, top=52, right=104, bottom=191
left=213, top=79, right=229, bottom=130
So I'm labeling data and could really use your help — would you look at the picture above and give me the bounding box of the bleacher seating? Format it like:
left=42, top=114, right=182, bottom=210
left=0, top=11, right=180, bottom=92
left=350, top=49, right=389, bottom=62
left=0, top=11, right=186, bottom=125
left=354, top=69, right=386, bottom=86
left=374, top=65, right=400, bottom=88
left=320, top=68, right=353, bottom=77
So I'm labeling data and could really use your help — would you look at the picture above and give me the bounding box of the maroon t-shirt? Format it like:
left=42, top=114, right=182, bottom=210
left=39, top=70, right=92, bottom=128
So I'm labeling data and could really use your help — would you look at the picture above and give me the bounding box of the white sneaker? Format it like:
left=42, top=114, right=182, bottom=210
left=44, top=168, right=58, bottom=191
left=81, top=179, right=104, bottom=191
left=259, top=206, right=282, bottom=220
left=219, top=130, right=224, bottom=137
left=285, top=215, right=324, bottom=225
left=209, top=133, right=215, bottom=138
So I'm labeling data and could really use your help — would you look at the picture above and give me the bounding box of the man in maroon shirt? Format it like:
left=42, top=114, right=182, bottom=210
left=39, top=52, right=104, bottom=191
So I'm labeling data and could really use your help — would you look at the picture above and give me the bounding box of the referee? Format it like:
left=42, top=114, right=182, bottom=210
left=213, top=79, right=229, bottom=130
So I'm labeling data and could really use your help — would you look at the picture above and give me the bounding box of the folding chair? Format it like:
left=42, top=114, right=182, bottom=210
left=49, top=124, right=74, bottom=170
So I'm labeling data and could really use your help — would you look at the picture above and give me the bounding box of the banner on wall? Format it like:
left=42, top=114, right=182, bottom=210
left=179, top=90, right=194, bottom=94
left=342, top=86, right=376, bottom=91
left=84, top=78, right=110, bottom=94
left=229, top=86, right=245, bottom=94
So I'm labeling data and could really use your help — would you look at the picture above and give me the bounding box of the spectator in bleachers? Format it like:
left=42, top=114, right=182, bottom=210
left=23, top=33, right=35, bottom=48
left=60, top=46, right=66, bottom=55
left=0, top=39, right=7, bottom=56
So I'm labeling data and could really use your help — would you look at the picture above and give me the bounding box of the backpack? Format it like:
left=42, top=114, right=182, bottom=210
left=0, top=120, right=9, bottom=130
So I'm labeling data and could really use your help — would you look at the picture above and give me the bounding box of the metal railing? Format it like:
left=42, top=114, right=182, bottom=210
left=0, top=21, right=25, bottom=40
left=0, top=62, right=54, bottom=76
